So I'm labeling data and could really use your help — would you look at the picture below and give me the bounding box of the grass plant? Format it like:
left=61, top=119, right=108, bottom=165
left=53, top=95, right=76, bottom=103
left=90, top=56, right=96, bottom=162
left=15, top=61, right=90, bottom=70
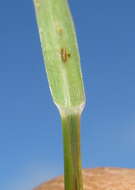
left=33, top=1, right=85, bottom=190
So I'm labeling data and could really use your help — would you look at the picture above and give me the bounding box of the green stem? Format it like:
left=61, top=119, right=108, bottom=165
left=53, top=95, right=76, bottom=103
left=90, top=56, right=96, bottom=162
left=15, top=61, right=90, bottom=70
left=61, top=112, right=83, bottom=190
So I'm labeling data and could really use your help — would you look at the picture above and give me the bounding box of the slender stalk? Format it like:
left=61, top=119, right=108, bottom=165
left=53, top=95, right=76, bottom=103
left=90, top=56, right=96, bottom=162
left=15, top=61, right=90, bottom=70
left=61, top=112, right=83, bottom=190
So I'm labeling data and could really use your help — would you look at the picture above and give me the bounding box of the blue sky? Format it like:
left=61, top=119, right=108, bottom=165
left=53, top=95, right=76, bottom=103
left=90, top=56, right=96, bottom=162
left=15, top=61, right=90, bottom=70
left=0, top=0, right=135, bottom=189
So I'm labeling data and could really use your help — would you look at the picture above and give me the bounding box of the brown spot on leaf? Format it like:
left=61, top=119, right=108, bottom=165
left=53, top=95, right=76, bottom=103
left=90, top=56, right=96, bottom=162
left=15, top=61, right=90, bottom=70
left=35, top=0, right=40, bottom=9
left=56, top=26, right=64, bottom=36
left=58, top=28, right=63, bottom=36
left=60, top=48, right=71, bottom=63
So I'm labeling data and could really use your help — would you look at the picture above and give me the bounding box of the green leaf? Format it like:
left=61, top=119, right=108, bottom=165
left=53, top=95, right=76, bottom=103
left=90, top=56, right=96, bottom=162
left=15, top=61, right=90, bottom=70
left=33, top=0, right=85, bottom=112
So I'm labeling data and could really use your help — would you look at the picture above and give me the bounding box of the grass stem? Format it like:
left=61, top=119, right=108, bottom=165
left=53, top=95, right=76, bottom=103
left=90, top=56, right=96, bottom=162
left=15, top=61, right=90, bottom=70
left=61, top=112, right=83, bottom=190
